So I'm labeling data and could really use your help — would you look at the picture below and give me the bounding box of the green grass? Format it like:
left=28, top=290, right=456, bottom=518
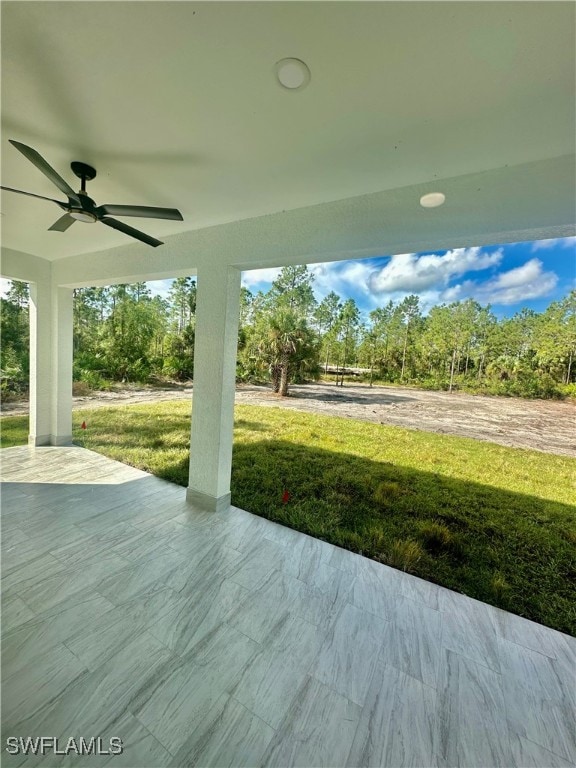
left=0, top=415, right=29, bottom=447
left=2, top=402, right=575, bottom=634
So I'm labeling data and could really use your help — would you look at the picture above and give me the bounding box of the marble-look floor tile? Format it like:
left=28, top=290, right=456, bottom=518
left=148, top=578, right=249, bottom=657
left=311, top=601, right=387, bottom=707
left=2, top=593, right=115, bottom=677
left=162, top=521, right=222, bottom=553
left=132, top=623, right=260, bottom=754
left=49, top=522, right=140, bottom=567
left=2, top=525, right=90, bottom=573
left=349, top=572, right=399, bottom=622
left=65, top=588, right=188, bottom=670
left=292, top=564, right=352, bottom=631
left=381, top=596, right=442, bottom=688
left=96, top=550, right=186, bottom=605
left=346, top=662, right=437, bottom=768
left=1, top=595, right=36, bottom=632
left=1, top=552, right=67, bottom=595
left=327, top=544, right=365, bottom=576
left=1, top=525, right=29, bottom=549
left=504, top=677, right=576, bottom=763
left=271, top=531, right=330, bottom=584
left=15, top=554, right=130, bottom=614
left=493, top=604, right=573, bottom=660
left=233, top=614, right=324, bottom=729
left=262, top=675, right=361, bottom=768
left=440, top=593, right=501, bottom=673
left=161, top=541, right=243, bottom=595
left=547, top=631, right=576, bottom=709
left=8, top=632, right=175, bottom=742
left=217, top=512, right=273, bottom=554
left=435, top=649, right=512, bottom=768
left=510, top=733, right=575, bottom=768
left=228, top=537, right=287, bottom=589
left=396, top=570, right=441, bottom=610
left=227, top=569, right=304, bottom=644
left=170, top=693, right=275, bottom=768
left=2, top=643, right=88, bottom=732
left=498, top=635, right=568, bottom=707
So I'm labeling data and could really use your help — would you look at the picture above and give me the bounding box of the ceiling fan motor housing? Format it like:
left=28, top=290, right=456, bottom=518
left=71, top=161, right=97, bottom=182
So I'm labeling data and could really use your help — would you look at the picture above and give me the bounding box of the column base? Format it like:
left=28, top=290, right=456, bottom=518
left=186, top=488, right=231, bottom=513
left=29, top=434, right=51, bottom=447
left=51, top=435, right=74, bottom=446
left=29, top=434, right=74, bottom=447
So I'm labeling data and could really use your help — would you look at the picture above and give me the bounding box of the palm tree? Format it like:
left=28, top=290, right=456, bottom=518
left=267, top=309, right=313, bottom=396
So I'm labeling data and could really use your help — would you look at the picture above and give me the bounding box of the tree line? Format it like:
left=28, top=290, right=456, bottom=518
left=1, top=266, right=575, bottom=400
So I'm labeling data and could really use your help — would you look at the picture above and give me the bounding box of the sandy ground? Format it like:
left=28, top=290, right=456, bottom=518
left=3, top=381, right=575, bottom=457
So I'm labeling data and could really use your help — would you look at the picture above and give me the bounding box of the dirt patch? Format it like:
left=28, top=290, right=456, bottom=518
left=2, top=382, right=575, bottom=457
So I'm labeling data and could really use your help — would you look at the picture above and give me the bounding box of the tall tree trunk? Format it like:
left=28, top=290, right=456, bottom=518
left=464, top=352, right=469, bottom=376
left=401, top=326, right=408, bottom=381
left=271, top=364, right=281, bottom=393
left=341, top=346, right=348, bottom=387
left=324, top=345, right=330, bottom=374
left=449, top=349, right=457, bottom=393
left=566, top=350, right=573, bottom=385
left=478, top=354, right=484, bottom=379
left=369, top=348, right=374, bottom=388
left=279, top=352, right=290, bottom=396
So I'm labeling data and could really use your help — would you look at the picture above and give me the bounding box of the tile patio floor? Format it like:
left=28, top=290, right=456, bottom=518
left=1, top=446, right=575, bottom=767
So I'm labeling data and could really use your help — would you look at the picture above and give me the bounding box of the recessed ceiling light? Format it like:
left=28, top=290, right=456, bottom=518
left=420, top=192, right=446, bottom=208
left=275, top=58, right=311, bottom=90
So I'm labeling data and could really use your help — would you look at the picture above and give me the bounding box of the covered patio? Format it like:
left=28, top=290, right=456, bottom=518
left=2, top=446, right=575, bottom=767
left=1, top=2, right=575, bottom=766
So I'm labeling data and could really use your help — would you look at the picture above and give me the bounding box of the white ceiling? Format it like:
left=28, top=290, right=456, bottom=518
left=1, top=1, right=575, bottom=262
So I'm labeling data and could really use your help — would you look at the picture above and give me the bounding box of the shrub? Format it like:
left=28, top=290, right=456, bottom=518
left=559, top=383, right=576, bottom=400
left=417, top=520, right=453, bottom=553
left=72, top=380, right=92, bottom=396
left=385, top=539, right=423, bottom=572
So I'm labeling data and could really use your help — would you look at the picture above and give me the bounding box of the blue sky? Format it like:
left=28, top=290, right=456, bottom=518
left=2, top=237, right=574, bottom=319
left=237, top=236, right=576, bottom=321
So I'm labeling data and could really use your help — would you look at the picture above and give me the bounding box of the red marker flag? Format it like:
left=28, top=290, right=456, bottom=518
left=282, top=489, right=290, bottom=504
left=81, top=421, right=87, bottom=430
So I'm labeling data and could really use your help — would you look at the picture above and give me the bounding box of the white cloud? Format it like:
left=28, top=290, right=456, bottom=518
left=0, top=278, right=12, bottom=298
left=309, top=261, right=375, bottom=300
left=439, top=258, right=558, bottom=306
left=368, top=247, right=503, bottom=294
left=241, top=267, right=283, bottom=290
left=531, top=236, right=576, bottom=251
left=146, top=279, right=174, bottom=299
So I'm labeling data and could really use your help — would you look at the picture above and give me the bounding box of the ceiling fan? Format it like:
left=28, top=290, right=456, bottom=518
left=0, top=140, right=183, bottom=247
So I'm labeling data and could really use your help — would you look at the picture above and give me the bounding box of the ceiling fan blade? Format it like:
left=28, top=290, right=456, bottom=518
left=48, top=214, right=76, bottom=232
left=9, top=140, right=81, bottom=204
left=97, top=204, right=183, bottom=221
left=1, top=185, right=68, bottom=207
left=100, top=217, right=163, bottom=247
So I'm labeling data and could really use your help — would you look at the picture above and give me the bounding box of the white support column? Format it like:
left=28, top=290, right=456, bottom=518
left=28, top=283, right=73, bottom=446
left=187, top=264, right=241, bottom=512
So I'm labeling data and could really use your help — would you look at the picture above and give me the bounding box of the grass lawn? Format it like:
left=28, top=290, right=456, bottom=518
left=2, top=402, right=575, bottom=634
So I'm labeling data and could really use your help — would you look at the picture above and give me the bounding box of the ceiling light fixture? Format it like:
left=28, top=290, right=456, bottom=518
left=275, top=58, right=311, bottom=90
left=69, top=210, right=97, bottom=223
left=420, top=192, right=446, bottom=208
